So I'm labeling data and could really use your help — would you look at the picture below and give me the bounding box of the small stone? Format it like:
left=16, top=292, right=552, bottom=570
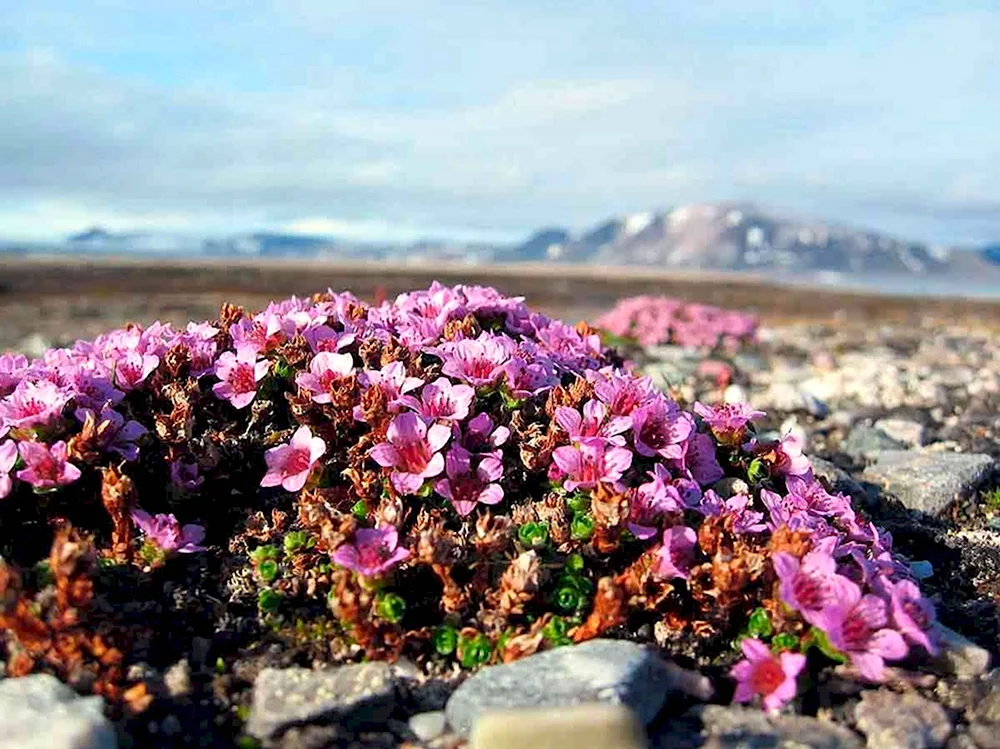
left=910, top=560, right=934, bottom=580
left=854, top=690, right=952, bottom=749
left=653, top=704, right=863, bottom=749
left=246, top=663, right=396, bottom=739
left=723, top=384, right=748, bottom=404
left=0, top=674, right=117, bottom=749
left=711, top=477, right=751, bottom=499
left=875, top=418, right=925, bottom=448
left=862, top=450, right=996, bottom=515
left=969, top=722, right=1000, bottom=749
left=164, top=659, right=192, bottom=698
left=469, top=704, right=648, bottom=749
left=932, top=625, right=993, bottom=679
left=445, top=639, right=711, bottom=738
left=409, top=711, right=448, bottom=743
left=842, top=425, right=907, bottom=461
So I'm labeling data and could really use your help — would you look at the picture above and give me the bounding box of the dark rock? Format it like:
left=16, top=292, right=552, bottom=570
left=652, top=704, right=863, bottom=749
left=843, top=425, right=908, bottom=462
left=854, top=690, right=952, bottom=749
left=862, top=450, right=996, bottom=515
left=445, top=639, right=711, bottom=738
left=246, top=663, right=396, bottom=740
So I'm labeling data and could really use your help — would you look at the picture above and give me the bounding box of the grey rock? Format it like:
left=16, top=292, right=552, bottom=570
left=653, top=704, right=863, bottom=749
left=932, top=625, right=993, bottom=679
left=408, top=711, right=448, bottom=743
left=854, top=690, right=952, bottom=749
left=445, top=639, right=711, bottom=738
left=246, top=663, right=396, bottom=740
left=843, top=425, right=908, bottom=462
left=0, top=674, right=117, bottom=749
left=875, top=418, right=925, bottom=448
left=471, top=704, right=649, bottom=749
left=862, top=450, right=996, bottom=515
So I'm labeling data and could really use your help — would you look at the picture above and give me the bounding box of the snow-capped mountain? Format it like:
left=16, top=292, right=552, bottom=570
left=520, top=202, right=994, bottom=279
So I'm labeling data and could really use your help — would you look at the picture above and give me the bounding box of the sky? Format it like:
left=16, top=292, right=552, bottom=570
left=1, top=1, right=998, bottom=246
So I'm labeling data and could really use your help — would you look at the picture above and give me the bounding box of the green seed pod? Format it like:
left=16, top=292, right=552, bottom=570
left=432, top=625, right=460, bottom=655
left=258, top=559, right=279, bottom=583
left=375, top=592, right=407, bottom=623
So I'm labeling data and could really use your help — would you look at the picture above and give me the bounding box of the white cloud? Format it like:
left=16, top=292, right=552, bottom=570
left=0, top=3, right=998, bottom=245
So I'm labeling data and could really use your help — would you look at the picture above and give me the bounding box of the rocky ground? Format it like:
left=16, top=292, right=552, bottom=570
left=2, top=291, right=1000, bottom=749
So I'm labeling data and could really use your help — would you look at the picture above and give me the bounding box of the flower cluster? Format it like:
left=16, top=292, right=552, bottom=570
left=0, top=282, right=936, bottom=717
left=596, top=295, right=758, bottom=350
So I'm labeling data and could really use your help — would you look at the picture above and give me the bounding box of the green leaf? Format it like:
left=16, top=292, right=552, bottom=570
left=257, top=560, right=279, bottom=583
left=517, top=522, right=549, bottom=549
left=565, top=492, right=592, bottom=516
left=565, top=553, right=586, bottom=575
left=542, top=616, right=573, bottom=647
left=350, top=500, right=369, bottom=520
left=771, top=633, right=800, bottom=652
left=746, top=607, right=773, bottom=638
left=283, top=531, right=313, bottom=556
left=457, top=632, right=493, bottom=668
left=257, top=588, right=281, bottom=614
left=747, top=458, right=770, bottom=485
left=806, top=627, right=847, bottom=664
left=570, top=514, right=595, bottom=541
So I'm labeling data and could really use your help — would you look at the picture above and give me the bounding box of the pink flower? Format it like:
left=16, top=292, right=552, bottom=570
left=631, top=399, right=694, bottom=460
left=654, top=525, right=698, bottom=580
left=69, top=367, right=125, bottom=410
left=169, top=458, right=204, bottom=491
left=303, top=324, right=355, bottom=354
left=699, top=489, right=767, bottom=534
left=0, top=440, right=17, bottom=498
left=731, top=638, right=806, bottom=713
left=295, top=352, right=356, bottom=404
left=551, top=439, right=633, bottom=492
left=555, top=399, right=631, bottom=446
left=435, top=446, right=504, bottom=517
left=503, top=358, right=558, bottom=399
left=628, top=464, right=690, bottom=539
left=260, top=425, right=327, bottom=492
left=693, top=402, right=765, bottom=445
left=0, top=379, right=72, bottom=432
left=587, top=367, right=658, bottom=416
left=132, top=509, right=206, bottom=553
left=815, top=577, right=909, bottom=681
left=770, top=434, right=812, bottom=478
left=0, top=353, right=29, bottom=397
left=881, top=578, right=938, bottom=655
left=399, top=377, right=475, bottom=422
left=114, top=349, right=160, bottom=391
left=355, top=362, right=424, bottom=420
left=370, top=412, right=451, bottom=494
left=773, top=540, right=847, bottom=626
left=16, top=440, right=81, bottom=490
left=332, top=525, right=410, bottom=577
left=454, top=413, right=510, bottom=460
left=74, top=406, right=148, bottom=462
left=672, top=432, right=725, bottom=485
left=213, top=350, right=270, bottom=409
left=434, top=334, right=514, bottom=387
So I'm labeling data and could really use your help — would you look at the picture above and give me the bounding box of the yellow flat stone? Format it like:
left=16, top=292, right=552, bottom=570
left=469, top=703, right=649, bottom=749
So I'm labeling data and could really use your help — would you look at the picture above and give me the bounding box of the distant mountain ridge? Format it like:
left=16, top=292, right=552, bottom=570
left=5, top=204, right=999, bottom=288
